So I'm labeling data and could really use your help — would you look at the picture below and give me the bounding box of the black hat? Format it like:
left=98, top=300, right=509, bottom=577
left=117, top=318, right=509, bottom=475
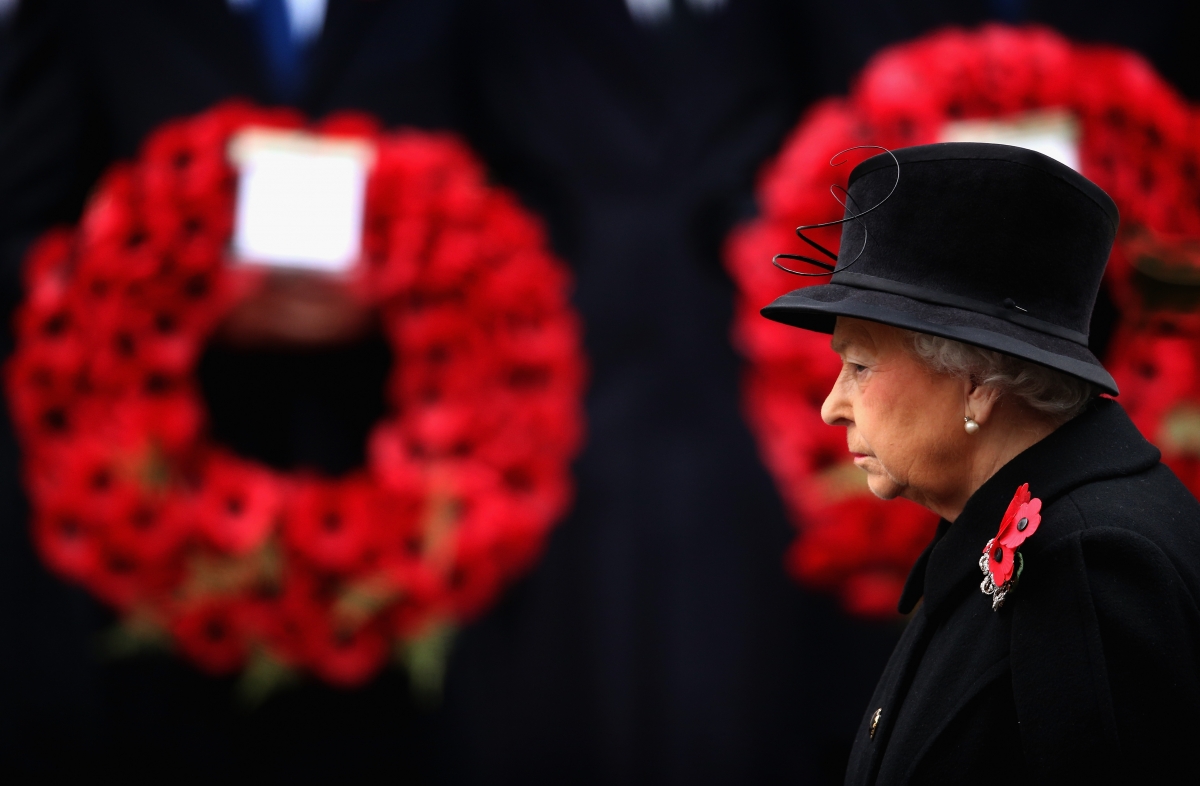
left=760, top=142, right=1120, bottom=394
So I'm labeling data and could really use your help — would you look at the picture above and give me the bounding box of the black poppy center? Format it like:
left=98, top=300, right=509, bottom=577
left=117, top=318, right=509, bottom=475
left=204, top=618, right=229, bottom=642
left=225, top=495, right=245, bottom=516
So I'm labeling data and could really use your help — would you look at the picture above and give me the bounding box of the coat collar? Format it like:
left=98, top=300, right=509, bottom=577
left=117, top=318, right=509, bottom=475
left=898, top=399, right=1161, bottom=616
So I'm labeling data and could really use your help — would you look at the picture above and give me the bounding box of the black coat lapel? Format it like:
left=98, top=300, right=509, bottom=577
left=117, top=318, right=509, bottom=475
left=156, top=0, right=270, bottom=101
left=301, top=0, right=388, bottom=112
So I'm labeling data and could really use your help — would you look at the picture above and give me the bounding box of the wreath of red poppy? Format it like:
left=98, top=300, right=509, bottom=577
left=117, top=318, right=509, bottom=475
left=726, top=24, right=1200, bottom=617
left=7, top=102, right=587, bottom=687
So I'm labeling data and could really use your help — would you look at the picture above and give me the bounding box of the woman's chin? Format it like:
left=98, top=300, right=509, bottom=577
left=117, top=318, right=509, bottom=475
left=865, top=474, right=905, bottom=501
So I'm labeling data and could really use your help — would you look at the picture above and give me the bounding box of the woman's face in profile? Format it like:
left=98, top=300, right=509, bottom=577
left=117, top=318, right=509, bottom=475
left=821, top=317, right=971, bottom=510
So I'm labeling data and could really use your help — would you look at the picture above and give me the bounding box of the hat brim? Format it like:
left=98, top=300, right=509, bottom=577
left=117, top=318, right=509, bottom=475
left=761, top=284, right=1119, bottom=395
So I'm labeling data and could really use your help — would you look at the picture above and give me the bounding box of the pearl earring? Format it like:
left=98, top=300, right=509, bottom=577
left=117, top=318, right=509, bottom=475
left=964, top=416, right=980, bottom=434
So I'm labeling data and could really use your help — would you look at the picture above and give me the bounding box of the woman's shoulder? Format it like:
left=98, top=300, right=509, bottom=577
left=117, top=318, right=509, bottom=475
left=1017, top=469, right=1200, bottom=616
left=1066, top=460, right=1200, bottom=527
left=1041, top=462, right=1200, bottom=590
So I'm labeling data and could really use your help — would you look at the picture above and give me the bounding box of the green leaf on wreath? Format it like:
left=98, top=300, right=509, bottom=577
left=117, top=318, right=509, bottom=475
left=333, top=574, right=401, bottom=627
left=139, top=443, right=173, bottom=491
left=98, top=612, right=170, bottom=659
left=398, top=621, right=457, bottom=708
left=182, top=537, right=283, bottom=599
left=1160, top=405, right=1200, bottom=456
left=236, top=647, right=298, bottom=708
left=1124, top=227, right=1200, bottom=311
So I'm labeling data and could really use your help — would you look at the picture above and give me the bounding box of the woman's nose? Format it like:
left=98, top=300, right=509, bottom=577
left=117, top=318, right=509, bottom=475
left=821, top=372, right=851, bottom=427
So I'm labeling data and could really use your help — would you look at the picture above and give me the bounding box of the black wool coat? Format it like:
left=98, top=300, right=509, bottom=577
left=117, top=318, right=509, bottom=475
left=847, top=398, right=1200, bottom=785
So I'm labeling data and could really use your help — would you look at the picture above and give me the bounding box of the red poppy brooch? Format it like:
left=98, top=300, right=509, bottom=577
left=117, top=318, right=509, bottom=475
left=979, top=484, right=1042, bottom=611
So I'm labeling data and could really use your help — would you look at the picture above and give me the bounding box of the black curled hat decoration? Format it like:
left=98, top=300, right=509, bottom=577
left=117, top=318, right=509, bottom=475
left=760, top=142, right=1121, bottom=395
left=771, top=145, right=901, bottom=278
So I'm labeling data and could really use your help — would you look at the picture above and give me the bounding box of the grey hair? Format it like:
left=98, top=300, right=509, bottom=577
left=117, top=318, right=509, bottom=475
left=903, top=331, right=1099, bottom=422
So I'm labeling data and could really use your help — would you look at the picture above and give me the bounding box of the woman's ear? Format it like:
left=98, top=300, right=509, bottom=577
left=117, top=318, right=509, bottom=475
left=964, top=381, right=1003, bottom=425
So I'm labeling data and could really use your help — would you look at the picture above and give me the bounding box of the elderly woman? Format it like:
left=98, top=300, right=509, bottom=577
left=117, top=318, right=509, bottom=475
left=762, top=143, right=1200, bottom=785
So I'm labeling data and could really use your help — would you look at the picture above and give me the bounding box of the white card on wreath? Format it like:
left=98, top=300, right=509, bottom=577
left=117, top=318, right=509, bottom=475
left=229, top=128, right=374, bottom=274
left=940, top=109, right=1081, bottom=172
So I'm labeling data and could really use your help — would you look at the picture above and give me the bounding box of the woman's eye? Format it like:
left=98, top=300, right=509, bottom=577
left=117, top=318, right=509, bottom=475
left=850, top=363, right=867, bottom=374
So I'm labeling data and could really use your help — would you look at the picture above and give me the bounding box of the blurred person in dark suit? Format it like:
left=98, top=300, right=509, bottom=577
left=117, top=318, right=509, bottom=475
left=437, top=2, right=996, bottom=784
left=0, top=0, right=462, bottom=779
left=436, top=1, right=1200, bottom=784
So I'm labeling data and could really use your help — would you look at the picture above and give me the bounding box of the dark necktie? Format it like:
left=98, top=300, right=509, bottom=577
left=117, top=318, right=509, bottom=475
left=246, top=0, right=309, bottom=103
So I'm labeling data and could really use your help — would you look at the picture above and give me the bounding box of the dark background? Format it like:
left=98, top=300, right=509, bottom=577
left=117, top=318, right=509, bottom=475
left=0, top=1, right=1196, bottom=783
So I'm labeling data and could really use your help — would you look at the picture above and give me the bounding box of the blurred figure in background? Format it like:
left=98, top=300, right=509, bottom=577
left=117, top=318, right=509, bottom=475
left=438, top=1, right=989, bottom=783
left=0, top=0, right=463, bottom=779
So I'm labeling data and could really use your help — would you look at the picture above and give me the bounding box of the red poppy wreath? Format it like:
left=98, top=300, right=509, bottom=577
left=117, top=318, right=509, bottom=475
left=726, top=24, right=1200, bottom=617
left=7, top=102, right=586, bottom=688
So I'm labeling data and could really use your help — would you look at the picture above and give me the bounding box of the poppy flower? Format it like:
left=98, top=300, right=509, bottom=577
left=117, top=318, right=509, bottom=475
left=192, top=454, right=281, bottom=556
left=283, top=477, right=378, bottom=574
left=28, top=439, right=133, bottom=522
left=470, top=249, right=566, bottom=319
left=1106, top=331, right=1198, bottom=440
left=249, top=567, right=329, bottom=667
left=85, top=547, right=149, bottom=611
left=364, top=486, right=427, bottom=567
left=451, top=481, right=532, bottom=567
left=383, top=561, right=445, bottom=637
left=88, top=303, right=204, bottom=392
left=304, top=617, right=390, bottom=688
left=20, top=229, right=75, bottom=292
left=13, top=292, right=87, bottom=373
left=106, top=492, right=191, bottom=564
left=5, top=353, right=86, bottom=445
left=442, top=546, right=502, bottom=620
left=263, top=566, right=389, bottom=686
left=171, top=598, right=250, bottom=675
left=361, top=217, right=423, bottom=298
left=32, top=507, right=103, bottom=584
left=475, top=194, right=546, bottom=259
left=111, top=386, right=205, bottom=457
left=984, top=484, right=1042, bottom=587
left=407, top=400, right=480, bottom=458
left=367, top=425, right=428, bottom=495
left=386, top=305, right=494, bottom=401
left=492, top=318, right=584, bottom=393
